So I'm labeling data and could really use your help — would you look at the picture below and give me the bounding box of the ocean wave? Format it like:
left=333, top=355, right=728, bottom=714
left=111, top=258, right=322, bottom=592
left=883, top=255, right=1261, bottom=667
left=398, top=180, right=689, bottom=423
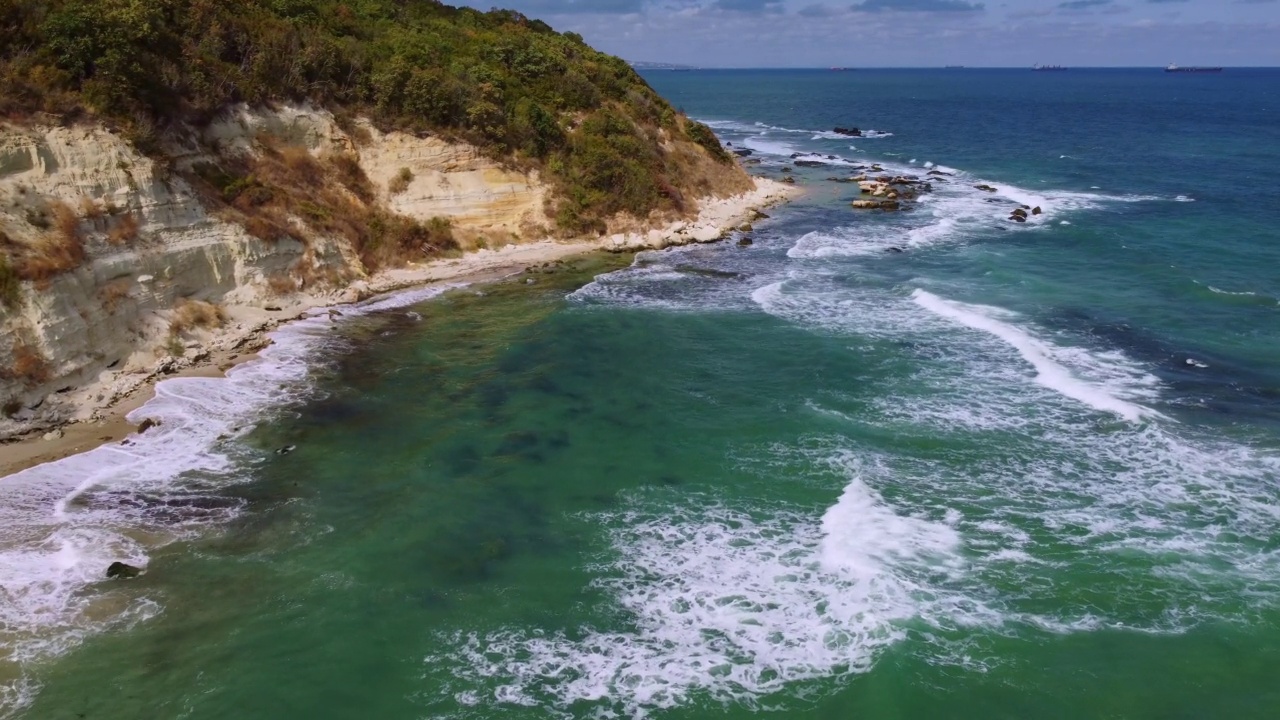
left=910, top=289, right=1161, bottom=422
left=435, top=466, right=975, bottom=717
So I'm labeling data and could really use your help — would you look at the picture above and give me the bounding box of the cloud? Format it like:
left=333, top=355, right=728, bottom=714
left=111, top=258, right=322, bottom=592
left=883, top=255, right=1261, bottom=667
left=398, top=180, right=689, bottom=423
left=798, top=3, right=842, bottom=15
left=1009, top=8, right=1055, bottom=18
left=502, top=0, right=645, bottom=13
left=1057, top=0, right=1110, bottom=8
left=849, top=0, right=984, bottom=11
left=1144, top=0, right=1188, bottom=3
left=714, top=0, right=785, bottom=11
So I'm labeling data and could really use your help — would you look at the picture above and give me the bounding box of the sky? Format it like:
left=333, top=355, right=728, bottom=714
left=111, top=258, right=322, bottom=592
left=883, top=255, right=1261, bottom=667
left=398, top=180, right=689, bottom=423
left=454, top=0, right=1280, bottom=67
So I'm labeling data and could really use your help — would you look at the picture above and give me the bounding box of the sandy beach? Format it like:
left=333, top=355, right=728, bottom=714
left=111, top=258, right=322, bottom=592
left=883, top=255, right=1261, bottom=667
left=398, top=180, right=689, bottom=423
left=0, top=179, right=797, bottom=478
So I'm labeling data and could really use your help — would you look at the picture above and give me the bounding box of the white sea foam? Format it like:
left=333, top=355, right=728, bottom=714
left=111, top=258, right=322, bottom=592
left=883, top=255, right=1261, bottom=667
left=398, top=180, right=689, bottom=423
left=910, top=289, right=1158, bottom=422
left=441, top=457, right=977, bottom=717
left=741, top=136, right=798, bottom=158
left=0, top=282, right=459, bottom=716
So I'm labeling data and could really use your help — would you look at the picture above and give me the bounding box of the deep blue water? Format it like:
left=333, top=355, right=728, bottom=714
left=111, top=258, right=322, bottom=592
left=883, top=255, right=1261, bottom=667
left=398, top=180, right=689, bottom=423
left=647, top=68, right=1280, bottom=430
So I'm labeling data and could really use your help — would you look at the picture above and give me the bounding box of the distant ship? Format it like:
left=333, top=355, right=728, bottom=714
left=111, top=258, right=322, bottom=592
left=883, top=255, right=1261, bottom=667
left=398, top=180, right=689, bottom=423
left=944, top=65, right=965, bottom=69
left=1033, top=64, right=1067, bottom=71
left=1166, top=63, right=1222, bottom=73
left=830, top=67, right=853, bottom=71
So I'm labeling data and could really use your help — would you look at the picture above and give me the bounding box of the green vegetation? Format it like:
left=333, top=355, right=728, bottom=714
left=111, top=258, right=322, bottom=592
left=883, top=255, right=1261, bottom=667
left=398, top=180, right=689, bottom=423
left=0, top=0, right=745, bottom=233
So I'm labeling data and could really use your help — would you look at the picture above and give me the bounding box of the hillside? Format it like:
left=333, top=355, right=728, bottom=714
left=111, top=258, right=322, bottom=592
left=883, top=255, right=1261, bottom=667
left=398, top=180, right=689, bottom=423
left=0, top=0, right=746, bottom=232
left=0, top=0, right=765, bottom=440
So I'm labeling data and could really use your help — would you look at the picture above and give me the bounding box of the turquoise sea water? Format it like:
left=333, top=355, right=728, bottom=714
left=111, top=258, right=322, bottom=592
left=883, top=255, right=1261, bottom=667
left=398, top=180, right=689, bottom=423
left=2, top=69, right=1280, bottom=718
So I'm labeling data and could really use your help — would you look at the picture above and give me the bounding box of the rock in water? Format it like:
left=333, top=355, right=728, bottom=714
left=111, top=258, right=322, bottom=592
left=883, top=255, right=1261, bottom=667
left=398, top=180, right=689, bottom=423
left=1012, top=208, right=1028, bottom=219
left=276, top=445, right=297, bottom=455
left=1032, top=206, right=1043, bottom=215
left=737, top=237, right=754, bottom=247
left=106, top=562, right=142, bottom=579
left=137, top=418, right=160, bottom=434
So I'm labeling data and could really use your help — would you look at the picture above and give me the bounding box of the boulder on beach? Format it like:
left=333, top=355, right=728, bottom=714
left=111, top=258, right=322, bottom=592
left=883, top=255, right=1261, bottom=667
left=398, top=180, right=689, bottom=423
left=739, top=222, right=753, bottom=232
left=107, top=562, right=142, bottom=579
left=781, top=176, right=796, bottom=184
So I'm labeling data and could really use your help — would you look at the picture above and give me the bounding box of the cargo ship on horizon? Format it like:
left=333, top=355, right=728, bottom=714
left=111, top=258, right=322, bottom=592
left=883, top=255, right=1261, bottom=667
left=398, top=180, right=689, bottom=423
left=1166, top=63, right=1223, bottom=73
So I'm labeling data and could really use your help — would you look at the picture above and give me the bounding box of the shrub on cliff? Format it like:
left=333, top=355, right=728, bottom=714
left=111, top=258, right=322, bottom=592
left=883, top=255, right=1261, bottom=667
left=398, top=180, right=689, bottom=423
left=0, top=0, right=747, bottom=231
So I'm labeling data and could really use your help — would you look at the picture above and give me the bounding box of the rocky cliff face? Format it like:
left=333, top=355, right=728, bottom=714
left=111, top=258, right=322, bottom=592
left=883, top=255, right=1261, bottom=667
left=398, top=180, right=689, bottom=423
left=0, top=106, right=558, bottom=437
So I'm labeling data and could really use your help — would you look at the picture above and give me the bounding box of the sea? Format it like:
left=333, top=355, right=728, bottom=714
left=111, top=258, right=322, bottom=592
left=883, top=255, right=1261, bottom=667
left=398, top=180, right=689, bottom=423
left=1, top=68, right=1279, bottom=719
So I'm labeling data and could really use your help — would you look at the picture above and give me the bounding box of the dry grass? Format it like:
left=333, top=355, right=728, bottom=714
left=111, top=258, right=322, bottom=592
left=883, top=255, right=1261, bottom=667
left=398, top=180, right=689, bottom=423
left=98, top=279, right=133, bottom=312
left=664, top=138, right=753, bottom=208
left=168, top=299, right=226, bottom=337
left=106, top=212, right=140, bottom=245
left=186, top=134, right=457, bottom=275
left=52, top=200, right=82, bottom=246
left=0, top=249, right=20, bottom=310
left=388, top=167, right=413, bottom=195
left=1, top=200, right=89, bottom=284
left=265, top=271, right=299, bottom=296
left=79, top=196, right=105, bottom=222
left=1, top=339, right=51, bottom=386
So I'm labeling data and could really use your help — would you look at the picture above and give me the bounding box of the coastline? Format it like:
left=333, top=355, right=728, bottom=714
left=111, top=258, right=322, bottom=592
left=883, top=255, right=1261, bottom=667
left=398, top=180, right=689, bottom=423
left=0, top=178, right=798, bottom=478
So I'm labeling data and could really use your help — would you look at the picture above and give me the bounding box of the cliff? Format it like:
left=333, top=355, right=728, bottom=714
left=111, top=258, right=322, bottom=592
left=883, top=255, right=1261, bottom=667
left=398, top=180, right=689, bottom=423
left=0, top=105, right=782, bottom=442
left=0, top=0, right=769, bottom=441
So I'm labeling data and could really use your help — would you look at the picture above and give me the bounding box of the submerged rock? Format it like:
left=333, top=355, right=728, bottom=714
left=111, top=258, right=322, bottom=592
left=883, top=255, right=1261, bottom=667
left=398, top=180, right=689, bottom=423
left=737, top=237, right=754, bottom=247
left=275, top=444, right=297, bottom=455
left=833, top=127, right=862, bottom=136
left=106, top=562, right=142, bottom=579
left=975, top=184, right=998, bottom=193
